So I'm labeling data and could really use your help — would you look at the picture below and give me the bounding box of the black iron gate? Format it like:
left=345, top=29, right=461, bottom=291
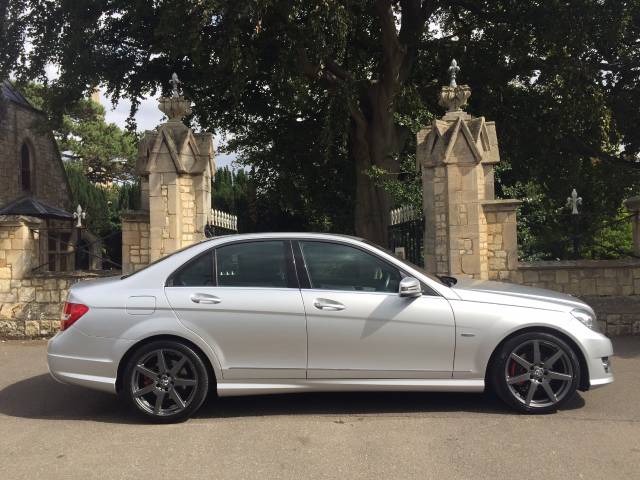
left=387, top=207, right=424, bottom=266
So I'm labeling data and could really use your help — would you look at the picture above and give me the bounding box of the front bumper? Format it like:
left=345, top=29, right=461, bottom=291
left=581, top=332, right=614, bottom=390
left=47, top=327, right=132, bottom=394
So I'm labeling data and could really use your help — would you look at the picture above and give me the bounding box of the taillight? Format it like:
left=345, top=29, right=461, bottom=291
left=60, top=302, right=89, bottom=331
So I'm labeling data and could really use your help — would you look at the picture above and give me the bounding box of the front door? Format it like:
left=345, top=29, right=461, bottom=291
left=165, top=240, right=307, bottom=379
left=296, top=240, right=456, bottom=379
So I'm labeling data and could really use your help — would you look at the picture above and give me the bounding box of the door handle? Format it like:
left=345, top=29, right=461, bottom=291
left=313, top=298, right=345, bottom=311
left=190, top=293, right=221, bottom=304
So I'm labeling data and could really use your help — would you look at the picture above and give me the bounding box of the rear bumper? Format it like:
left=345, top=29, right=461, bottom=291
left=47, top=328, right=132, bottom=394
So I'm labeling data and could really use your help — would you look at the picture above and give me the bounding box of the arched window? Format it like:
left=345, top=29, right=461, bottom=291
left=20, top=142, right=32, bottom=192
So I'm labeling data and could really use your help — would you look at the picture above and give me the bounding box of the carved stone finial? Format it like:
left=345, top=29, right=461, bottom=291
left=169, top=72, right=181, bottom=98
left=73, top=204, right=86, bottom=228
left=448, top=59, right=460, bottom=88
left=566, top=188, right=583, bottom=215
left=438, top=59, right=471, bottom=113
left=158, top=72, right=191, bottom=122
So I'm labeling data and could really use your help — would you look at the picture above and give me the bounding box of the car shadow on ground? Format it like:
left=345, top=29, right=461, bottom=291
left=0, top=374, right=585, bottom=424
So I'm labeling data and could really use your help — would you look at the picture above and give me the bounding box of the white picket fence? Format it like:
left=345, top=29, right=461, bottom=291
left=389, top=205, right=421, bottom=225
left=210, top=209, right=238, bottom=232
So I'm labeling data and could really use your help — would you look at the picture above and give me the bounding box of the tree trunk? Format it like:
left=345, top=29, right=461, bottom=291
left=351, top=84, right=398, bottom=247
left=353, top=148, right=392, bottom=246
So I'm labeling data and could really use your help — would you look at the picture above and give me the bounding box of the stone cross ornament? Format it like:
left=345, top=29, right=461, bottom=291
left=73, top=204, right=86, bottom=228
left=566, top=188, right=583, bottom=215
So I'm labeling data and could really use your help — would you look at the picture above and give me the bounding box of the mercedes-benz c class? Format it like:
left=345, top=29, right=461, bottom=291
left=48, top=233, right=613, bottom=422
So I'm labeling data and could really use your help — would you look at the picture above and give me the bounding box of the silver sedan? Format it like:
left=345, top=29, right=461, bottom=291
left=48, top=233, right=614, bottom=422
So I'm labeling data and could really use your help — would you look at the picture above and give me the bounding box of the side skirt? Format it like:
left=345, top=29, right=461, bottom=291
left=217, top=378, right=485, bottom=397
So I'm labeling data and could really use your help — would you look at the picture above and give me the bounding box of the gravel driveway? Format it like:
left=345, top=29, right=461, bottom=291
left=1, top=337, right=639, bottom=480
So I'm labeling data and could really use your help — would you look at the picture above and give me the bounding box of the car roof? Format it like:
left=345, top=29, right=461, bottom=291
left=202, top=232, right=365, bottom=244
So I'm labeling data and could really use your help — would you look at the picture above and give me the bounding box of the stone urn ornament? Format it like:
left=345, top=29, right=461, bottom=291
left=438, top=59, right=472, bottom=112
left=158, top=72, right=192, bottom=122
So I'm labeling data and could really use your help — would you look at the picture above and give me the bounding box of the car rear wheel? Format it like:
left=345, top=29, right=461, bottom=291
left=491, top=332, right=580, bottom=414
left=123, top=340, right=209, bottom=423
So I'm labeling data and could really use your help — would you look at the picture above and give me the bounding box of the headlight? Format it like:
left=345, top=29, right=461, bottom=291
left=571, top=309, right=600, bottom=332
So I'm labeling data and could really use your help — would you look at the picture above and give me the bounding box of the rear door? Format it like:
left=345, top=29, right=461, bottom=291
left=165, top=239, right=307, bottom=379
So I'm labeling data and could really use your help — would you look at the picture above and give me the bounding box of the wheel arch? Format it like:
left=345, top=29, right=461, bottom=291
left=484, top=326, right=590, bottom=391
left=115, top=334, right=218, bottom=394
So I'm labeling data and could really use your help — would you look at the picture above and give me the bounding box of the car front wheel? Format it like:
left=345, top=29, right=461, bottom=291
left=123, top=340, right=209, bottom=423
left=491, top=332, right=580, bottom=414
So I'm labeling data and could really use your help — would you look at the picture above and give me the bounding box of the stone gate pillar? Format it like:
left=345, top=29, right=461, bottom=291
left=122, top=75, right=215, bottom=272
left=417, top=60, right=520, bottom=280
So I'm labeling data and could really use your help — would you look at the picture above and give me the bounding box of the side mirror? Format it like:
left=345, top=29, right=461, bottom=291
left=399, top=277, right=422, bottom=298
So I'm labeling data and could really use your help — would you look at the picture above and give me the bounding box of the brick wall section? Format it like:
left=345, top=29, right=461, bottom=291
left=0, top=271, right=117, bottom=338
left=517, top=259, right=640, bottom=336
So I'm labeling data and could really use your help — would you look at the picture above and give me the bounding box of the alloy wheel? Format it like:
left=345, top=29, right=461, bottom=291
left=130, top=348, right=199, bottom=417
left=504, top=339, right=575, bottom=408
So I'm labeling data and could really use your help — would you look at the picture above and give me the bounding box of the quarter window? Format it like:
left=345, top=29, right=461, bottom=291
left=299, top=241, right=401, bottom=293
left=169, top=251, right=214, bottom=287
left=216, top=241, right=289, bottom=288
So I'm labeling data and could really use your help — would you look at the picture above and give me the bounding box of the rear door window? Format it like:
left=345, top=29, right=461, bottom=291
left=216, top=241, right=291, bottom=288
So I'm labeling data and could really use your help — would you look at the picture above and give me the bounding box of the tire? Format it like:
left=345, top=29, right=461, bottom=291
left=490, top=331, right=580, bottom=414
left=123, top=340, right=209, bottom=423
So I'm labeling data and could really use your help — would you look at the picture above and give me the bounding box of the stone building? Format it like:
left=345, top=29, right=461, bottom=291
left=0, top=80, right=79, bottom=276
left=0, top=81, right=106, bottom=338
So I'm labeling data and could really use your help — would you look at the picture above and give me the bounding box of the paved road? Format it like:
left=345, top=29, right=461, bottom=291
left=0, top=338, right=639, bottom=480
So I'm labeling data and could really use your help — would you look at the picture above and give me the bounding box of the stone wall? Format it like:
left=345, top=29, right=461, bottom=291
left=484, top=200, right=520, bottom=281
left=121, top=211, right=150, bottom=274
left=517, top=259, right=640, bottom=335
left=0, top=216, right=40, bottom=283
left=0, top=271, right=116, bottom=338
left=0, top=99, right=71, bottom=210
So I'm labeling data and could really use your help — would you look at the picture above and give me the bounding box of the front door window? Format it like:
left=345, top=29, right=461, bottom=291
left=299, top=241, right=401, bottom=293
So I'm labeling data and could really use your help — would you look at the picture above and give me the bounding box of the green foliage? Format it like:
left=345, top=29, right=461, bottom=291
left=366, top=154, right=422, bottom=211
left=4, top=1, right=640, bottom=256
left=64, top=161, right=139, bottom=237
left=212, top=167, right=255, bottom=232
left=18, top=82, right=137, bottom=183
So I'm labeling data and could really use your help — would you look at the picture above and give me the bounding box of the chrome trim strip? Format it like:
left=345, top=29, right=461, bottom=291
left=217, top=378, right=485, bottom=397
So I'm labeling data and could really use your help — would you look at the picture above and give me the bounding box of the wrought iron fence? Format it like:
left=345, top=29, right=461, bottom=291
left=387, top=206, right=424, bottom=266
left=204, top=209, right=239, bottom=238
left=31, top=228, right=122, bottom=273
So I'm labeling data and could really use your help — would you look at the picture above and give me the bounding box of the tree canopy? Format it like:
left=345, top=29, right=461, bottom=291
left=2, top=0, right=639, bottom=257
left=18, top=82, right=137, bottom=183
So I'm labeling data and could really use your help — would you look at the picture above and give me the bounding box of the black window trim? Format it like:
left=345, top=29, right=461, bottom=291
left=293, top=239, right=438, bottom=296
left=166, top=238, right=299, bottom=289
